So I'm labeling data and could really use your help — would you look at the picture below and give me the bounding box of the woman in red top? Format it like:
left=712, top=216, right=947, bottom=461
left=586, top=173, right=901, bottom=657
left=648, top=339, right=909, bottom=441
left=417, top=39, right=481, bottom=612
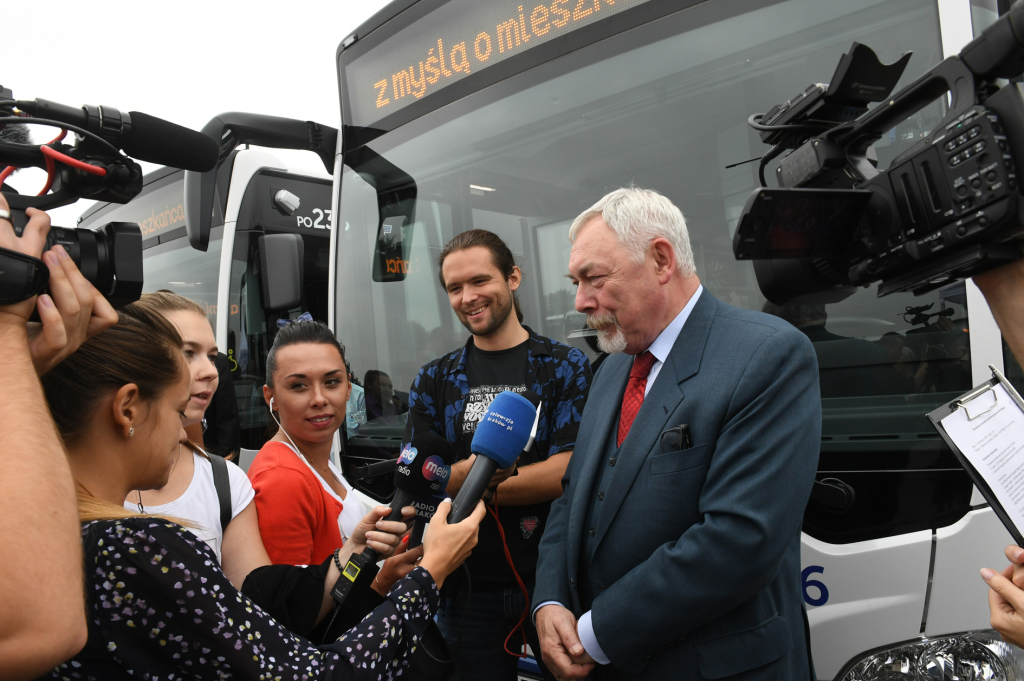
left=249, top=320, right=422, bottom=584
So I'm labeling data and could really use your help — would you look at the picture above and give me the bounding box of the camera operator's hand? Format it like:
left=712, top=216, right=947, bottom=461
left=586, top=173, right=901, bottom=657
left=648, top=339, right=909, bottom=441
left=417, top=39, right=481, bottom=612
left=974, top=257, right=1024, bottom=366
left=419, top=498, right=485, bottom=588
left=28, top=244, right=117, bottom=376
left=0, top=194, right=117, bottom=375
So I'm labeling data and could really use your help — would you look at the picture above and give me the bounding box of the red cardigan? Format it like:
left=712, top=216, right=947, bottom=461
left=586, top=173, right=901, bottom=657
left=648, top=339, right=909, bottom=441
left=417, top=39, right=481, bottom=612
left=248, top=441, right=344, bottom=565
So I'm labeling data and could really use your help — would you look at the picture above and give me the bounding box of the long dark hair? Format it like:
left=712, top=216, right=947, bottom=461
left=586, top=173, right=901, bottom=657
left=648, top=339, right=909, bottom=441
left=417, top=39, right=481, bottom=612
left=40, top=305, right=186, bottom=522
left=266, top=320, right=346, bottom=388
left=437, top=229, right=524, bottom=323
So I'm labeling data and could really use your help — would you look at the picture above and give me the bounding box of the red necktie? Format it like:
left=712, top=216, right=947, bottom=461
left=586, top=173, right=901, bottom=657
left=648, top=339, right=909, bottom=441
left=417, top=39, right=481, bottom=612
left=617, top=351, right=657, bottom=447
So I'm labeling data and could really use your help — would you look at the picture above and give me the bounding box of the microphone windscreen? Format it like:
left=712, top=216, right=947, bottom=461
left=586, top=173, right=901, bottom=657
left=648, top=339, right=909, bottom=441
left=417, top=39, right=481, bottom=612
left=394, top=432, right=453, bottom=497
left=124, top=112, right=219, bottom=172
left=470, top=391, right=536, bottom=468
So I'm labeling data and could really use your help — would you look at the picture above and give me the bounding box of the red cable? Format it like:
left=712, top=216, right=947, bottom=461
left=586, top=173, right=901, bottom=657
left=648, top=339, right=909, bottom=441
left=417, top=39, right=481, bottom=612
left=1, top=129, right=71, bottom=196
left=487, top=491, right=530, bottom=659
left=37, top=154, right=55, bottom=196
left=40, top=145, right=106, bottom=176
left=36, top=130, right=68, bottom=195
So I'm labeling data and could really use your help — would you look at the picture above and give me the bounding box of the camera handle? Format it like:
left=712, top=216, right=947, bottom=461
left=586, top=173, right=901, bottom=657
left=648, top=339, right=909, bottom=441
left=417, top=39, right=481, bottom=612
left=825, top=57, right=978, bottom=184
left=824, top=0, right=1024, bottom=183
left=0, top=247, right=48, bottom=305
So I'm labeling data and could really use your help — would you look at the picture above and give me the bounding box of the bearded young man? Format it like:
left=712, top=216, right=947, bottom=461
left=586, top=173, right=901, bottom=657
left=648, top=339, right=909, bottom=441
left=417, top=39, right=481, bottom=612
left=403, top=229, right=592, bottom=681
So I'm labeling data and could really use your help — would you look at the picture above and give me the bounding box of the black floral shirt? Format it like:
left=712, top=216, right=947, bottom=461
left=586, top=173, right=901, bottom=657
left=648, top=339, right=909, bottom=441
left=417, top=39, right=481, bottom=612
left=43, top=518, right=439, bottom=681
left=405, top=326, right=592, bottom=589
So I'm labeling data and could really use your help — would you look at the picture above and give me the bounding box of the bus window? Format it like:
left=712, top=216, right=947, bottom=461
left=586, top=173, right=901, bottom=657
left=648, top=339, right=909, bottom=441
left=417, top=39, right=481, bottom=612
left=335, top=0, right=974, bottom=540
left=140, top=228, right=223, bottom=328
left=336, top=169, right=459, bottom=493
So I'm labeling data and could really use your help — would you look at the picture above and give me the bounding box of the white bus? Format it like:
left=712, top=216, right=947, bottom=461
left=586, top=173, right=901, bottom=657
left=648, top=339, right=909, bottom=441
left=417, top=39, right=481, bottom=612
left=325, top=0, right=1024, bottom=678
left=78, top=148, right=335, bottom=452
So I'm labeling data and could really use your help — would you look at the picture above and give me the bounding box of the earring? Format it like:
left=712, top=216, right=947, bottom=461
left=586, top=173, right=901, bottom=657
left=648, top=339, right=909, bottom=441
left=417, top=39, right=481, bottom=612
left=128, top=426, right=134, bottom=438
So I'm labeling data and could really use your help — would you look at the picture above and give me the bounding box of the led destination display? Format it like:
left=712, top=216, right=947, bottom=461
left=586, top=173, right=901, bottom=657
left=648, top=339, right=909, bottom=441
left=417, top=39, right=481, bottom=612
left=344, top=0, right=651, bottom=126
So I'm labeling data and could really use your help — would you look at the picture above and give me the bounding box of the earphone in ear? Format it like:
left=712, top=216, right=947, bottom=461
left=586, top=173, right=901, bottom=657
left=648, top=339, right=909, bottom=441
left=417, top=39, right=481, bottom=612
left=267, top=395, right=304, bottom=456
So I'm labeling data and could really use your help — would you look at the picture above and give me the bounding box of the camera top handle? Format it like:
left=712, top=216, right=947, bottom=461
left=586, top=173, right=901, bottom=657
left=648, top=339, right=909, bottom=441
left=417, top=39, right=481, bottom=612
left=814, top=1, right=1024, bottom=187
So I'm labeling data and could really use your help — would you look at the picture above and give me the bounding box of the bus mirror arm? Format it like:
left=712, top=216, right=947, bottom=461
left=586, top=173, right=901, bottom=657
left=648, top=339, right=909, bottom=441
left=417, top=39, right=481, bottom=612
left=184, top=112, right=338, bottom=251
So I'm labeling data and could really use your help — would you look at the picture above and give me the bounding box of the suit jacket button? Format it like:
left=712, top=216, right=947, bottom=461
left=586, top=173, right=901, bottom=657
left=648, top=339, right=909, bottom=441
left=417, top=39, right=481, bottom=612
left=589, top=527, right=596, bottom=537
left=609, top=457, right=617, bottom=466
left=570, top=578, right=576, bottom=589
left=597, top=491, right=605, bottom=500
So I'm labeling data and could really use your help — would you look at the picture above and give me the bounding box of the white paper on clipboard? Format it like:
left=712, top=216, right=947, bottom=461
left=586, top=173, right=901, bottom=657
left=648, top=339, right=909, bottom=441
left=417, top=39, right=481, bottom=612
left=941, top=382, right=1024, bottom=533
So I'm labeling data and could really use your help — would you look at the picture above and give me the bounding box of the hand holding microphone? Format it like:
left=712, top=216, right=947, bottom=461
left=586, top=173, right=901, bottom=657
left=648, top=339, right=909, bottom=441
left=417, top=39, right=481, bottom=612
left=449, top=390, right=538, bottom=523
left=330, top=433, right=453, bottom=606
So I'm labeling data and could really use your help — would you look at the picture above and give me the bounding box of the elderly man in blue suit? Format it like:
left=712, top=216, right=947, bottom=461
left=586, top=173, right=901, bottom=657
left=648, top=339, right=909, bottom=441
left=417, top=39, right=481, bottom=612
left=533, top=187, right=820, bottom=680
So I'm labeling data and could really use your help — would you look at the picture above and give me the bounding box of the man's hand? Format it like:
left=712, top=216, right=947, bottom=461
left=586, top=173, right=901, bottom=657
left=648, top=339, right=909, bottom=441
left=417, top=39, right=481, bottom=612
left=536, top=604, right=596, bottom=680
left=973, top=257, right=1024, bottom=366
left=446, top=454, right=517, bottom=497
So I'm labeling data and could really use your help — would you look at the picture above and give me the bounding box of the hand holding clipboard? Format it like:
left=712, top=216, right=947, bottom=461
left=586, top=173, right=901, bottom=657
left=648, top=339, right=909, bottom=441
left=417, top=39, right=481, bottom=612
left=928, top=366, right=1024, bottom=545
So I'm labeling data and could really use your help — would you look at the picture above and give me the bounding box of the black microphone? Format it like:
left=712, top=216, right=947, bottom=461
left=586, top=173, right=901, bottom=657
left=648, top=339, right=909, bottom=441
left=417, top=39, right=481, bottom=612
left=15, top=99, right=218, bottom=172
left=380, top=432, right=453, bottom=527
left=448, top=390, right=539, bottom=524
left=331, top=433, right=452, bottom=607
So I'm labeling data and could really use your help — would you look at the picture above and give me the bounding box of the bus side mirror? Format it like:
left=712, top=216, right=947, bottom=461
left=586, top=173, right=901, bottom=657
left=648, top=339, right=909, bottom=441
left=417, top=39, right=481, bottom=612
left=258, top=233, right=304, bottom=311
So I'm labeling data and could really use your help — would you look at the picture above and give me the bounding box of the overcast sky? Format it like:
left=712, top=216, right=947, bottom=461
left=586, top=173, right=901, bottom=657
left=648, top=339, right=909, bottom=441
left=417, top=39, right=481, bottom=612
left=5, top=0, right=391, bottom=225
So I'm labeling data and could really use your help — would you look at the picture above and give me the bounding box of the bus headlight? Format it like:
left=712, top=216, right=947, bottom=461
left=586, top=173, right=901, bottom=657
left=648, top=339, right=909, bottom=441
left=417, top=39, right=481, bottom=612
left=837, top=630, right=1024, bottom=680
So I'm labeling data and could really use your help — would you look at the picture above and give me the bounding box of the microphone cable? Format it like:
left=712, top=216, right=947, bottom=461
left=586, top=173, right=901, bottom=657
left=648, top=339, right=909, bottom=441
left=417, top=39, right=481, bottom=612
left=488, top=487, right=530, bottom=659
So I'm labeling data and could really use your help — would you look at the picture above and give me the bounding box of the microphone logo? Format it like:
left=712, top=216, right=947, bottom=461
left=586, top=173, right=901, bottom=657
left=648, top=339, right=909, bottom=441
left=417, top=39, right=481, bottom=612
left=422, top=455, right=450, bottom=483
left=399, top=445, right=418, bottom=465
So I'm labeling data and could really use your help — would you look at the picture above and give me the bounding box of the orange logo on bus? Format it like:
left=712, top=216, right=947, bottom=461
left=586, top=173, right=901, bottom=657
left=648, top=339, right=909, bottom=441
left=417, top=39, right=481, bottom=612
left=385, top=258, right=411, bottom=274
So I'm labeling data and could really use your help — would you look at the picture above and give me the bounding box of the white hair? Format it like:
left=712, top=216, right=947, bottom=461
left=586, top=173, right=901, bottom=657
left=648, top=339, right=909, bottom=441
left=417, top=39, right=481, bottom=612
left=568, top=187, right=696, bottom=277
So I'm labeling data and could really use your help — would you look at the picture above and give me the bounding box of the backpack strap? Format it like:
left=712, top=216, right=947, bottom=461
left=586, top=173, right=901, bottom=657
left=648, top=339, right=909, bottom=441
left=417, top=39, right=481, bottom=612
left=208, top=453, right=232, bottom=533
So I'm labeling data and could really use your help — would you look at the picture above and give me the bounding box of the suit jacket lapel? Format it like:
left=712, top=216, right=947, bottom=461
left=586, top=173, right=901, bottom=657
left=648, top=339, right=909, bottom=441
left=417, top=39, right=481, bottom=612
left=567, top=354, right=630, bottom=584
left=592, top=292, right=719, bottom=553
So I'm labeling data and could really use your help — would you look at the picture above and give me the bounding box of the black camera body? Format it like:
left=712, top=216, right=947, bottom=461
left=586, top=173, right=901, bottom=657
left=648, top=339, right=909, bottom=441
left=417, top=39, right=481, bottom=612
left=46, top=224, right=143, bottom=308
left=733, top=2, right=1024, bottom=304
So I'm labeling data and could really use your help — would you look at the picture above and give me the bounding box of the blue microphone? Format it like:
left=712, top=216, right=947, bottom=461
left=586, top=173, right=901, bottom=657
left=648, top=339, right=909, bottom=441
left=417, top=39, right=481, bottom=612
left=449, top=390, right=537, bottom=523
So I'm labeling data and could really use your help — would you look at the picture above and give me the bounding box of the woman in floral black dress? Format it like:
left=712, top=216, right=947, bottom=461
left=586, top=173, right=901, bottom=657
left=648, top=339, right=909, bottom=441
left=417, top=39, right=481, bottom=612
left=38, top=305, right=485, bottom=680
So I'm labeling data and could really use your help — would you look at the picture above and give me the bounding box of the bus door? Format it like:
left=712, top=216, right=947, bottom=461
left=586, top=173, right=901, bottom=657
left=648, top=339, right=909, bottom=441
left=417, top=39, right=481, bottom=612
left=224, top=168, right=335, bottom=450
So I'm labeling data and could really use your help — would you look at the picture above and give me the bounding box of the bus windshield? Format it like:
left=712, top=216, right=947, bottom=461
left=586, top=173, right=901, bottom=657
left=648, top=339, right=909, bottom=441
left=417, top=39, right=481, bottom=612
left=335, top=0, right=975, bottom=533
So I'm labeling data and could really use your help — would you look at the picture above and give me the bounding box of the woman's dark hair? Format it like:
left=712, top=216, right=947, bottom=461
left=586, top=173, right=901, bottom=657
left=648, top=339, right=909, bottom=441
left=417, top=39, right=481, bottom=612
left=41, top=305, right=185, bottom=448
left=266, top=320, right=346, bottom=388
left=437, top=229, right=523, bottom=323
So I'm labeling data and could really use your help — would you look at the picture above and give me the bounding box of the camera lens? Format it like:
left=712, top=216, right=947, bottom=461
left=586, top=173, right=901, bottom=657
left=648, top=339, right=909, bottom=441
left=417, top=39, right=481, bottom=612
left=44, top=222, right=143, bottom=308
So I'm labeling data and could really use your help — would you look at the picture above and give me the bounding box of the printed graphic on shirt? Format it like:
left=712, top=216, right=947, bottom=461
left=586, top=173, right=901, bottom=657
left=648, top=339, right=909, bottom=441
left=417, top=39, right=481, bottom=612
left=520, top=516, right=540, bottom=539
left=461, top=383, right=527, bottom=435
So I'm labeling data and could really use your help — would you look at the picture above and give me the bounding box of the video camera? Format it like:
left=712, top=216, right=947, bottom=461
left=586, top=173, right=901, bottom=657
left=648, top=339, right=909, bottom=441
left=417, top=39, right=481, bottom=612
left=732, top=2, right=1024, bottom=304
left=0, top=87, right=218, bottom=306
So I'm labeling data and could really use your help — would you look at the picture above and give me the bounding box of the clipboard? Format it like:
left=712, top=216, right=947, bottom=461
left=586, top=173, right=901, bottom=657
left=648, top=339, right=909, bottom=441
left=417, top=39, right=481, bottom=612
left=927, top=364, right=1024, bottom=547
